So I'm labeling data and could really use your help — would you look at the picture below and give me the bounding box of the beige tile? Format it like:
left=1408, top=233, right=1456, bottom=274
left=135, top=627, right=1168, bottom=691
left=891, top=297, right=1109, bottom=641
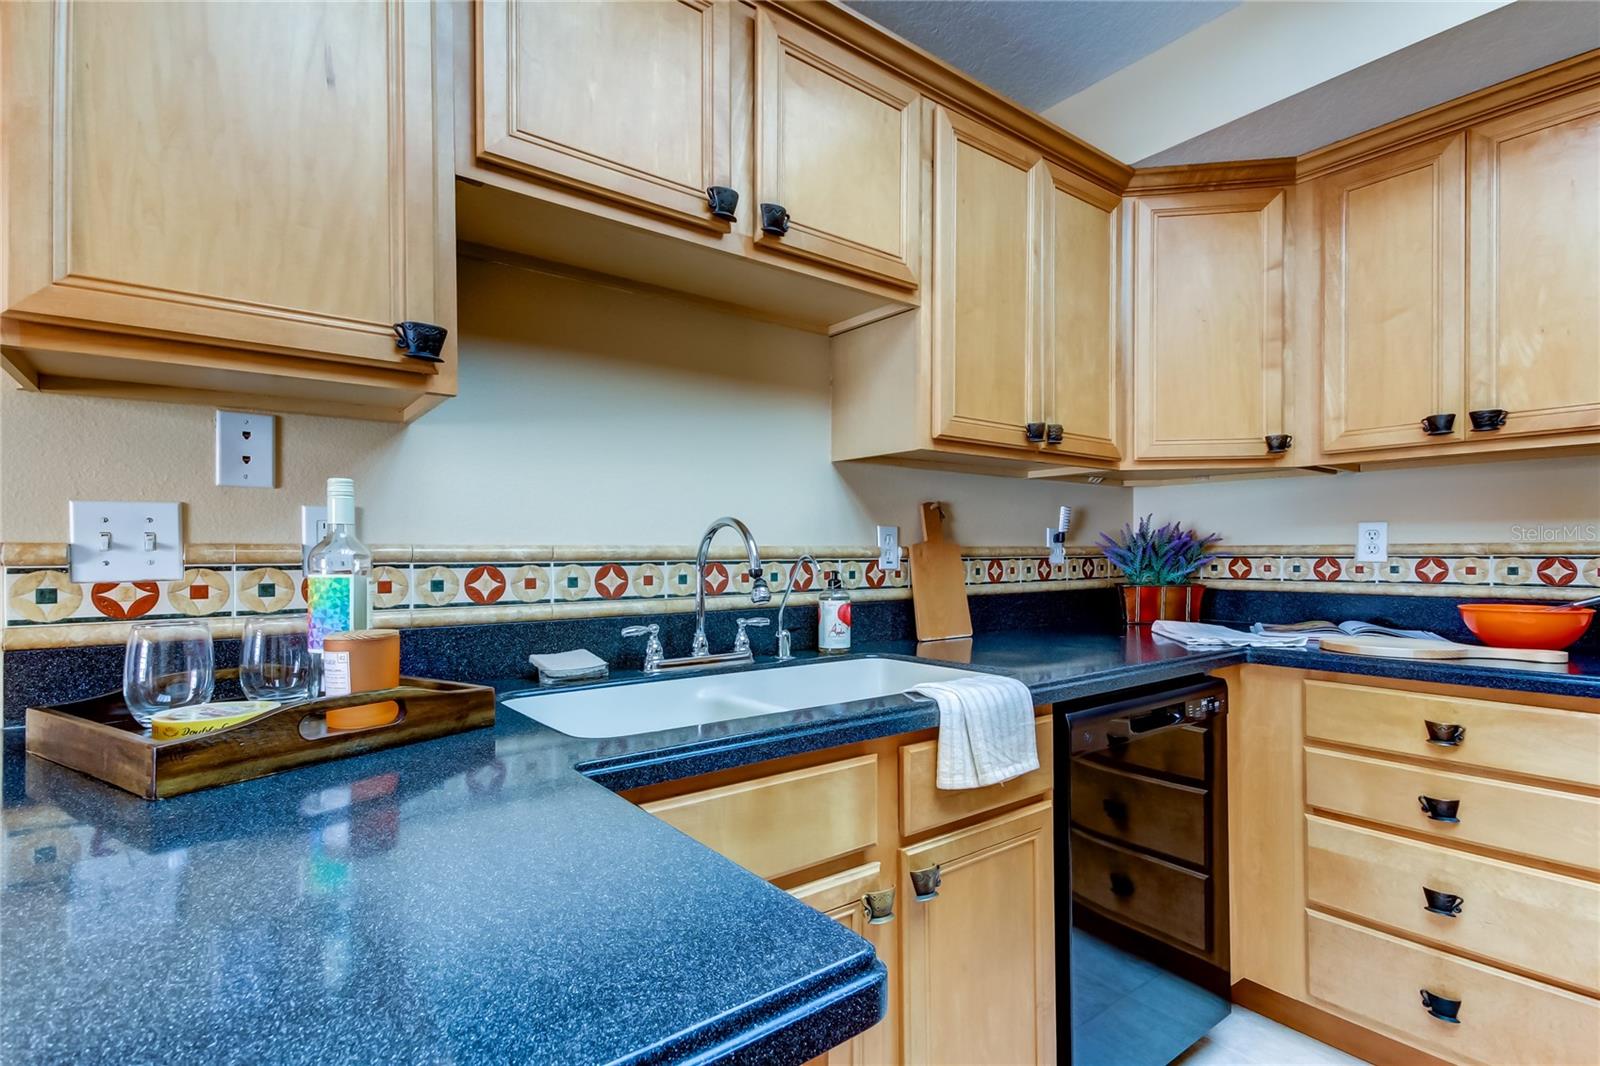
left=2, top=543, right=69, bottom=567
left=410, top=545, right=552, bottom=564
left=185, top=543, right=235, bottom=566
left=234, top=543, right=300, bottom=565
left=1172, top=1007, right=1365, bottom=1066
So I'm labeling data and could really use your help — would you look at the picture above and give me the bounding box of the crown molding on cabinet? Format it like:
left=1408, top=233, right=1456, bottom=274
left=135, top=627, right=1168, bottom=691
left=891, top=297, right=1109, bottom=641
left=1121, top=49, right=1600, bottom=194
left=766, top=0, right=1133, bottom=195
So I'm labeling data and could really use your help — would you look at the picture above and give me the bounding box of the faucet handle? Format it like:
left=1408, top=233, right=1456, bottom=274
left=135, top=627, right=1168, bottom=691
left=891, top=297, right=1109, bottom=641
left=621, top=624, right=663, bottom=673
left=733, top=616, right=770, bottom=655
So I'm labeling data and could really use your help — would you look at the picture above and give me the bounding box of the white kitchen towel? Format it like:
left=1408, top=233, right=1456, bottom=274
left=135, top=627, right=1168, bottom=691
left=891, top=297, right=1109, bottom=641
left=910, top=675, right=1039, bottom=790
left=1151, top=620, right=1312, bottom=649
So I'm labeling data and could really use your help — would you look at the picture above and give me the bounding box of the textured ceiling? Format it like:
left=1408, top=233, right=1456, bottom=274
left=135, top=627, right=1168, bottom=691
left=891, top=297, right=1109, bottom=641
left=845, top=0, right=1238, bottom=109
left=1138, top=0, right=1600, bottom=165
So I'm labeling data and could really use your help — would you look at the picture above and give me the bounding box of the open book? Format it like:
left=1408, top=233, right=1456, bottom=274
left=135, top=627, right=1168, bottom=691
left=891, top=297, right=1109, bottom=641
left=1251, top=620, right=1445, bottom=644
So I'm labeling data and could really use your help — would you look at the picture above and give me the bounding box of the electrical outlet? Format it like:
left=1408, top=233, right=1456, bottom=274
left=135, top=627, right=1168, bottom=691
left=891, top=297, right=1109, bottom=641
left=301, top=504, right=330, bottom=570
left=1356, top=521, right=1389, bottom=562
left=68, top=500, right=182, bottom=582
left=215, top=410, right=276, bottom=488
left=1046, top=506, right=1073, bottom=565
left=876, top=525, right=900, bottom=570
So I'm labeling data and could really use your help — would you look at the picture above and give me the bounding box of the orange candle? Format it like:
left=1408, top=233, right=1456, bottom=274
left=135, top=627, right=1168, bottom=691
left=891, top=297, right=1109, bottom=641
left=322, top=629, right=400, bottom=730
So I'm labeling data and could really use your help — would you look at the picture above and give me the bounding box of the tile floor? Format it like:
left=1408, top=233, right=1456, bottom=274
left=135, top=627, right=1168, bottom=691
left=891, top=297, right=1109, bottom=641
left=1173, top=1006, right=1366, bottom=1065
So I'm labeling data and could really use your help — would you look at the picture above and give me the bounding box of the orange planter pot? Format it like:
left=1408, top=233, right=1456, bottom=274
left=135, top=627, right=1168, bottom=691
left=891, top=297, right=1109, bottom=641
left=1121, top=584, right=1205, bottom=626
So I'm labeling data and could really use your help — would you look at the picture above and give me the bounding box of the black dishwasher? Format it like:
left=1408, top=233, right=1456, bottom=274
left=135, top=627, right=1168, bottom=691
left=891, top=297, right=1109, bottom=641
left=1058, top=677, right=1230, bottom=1066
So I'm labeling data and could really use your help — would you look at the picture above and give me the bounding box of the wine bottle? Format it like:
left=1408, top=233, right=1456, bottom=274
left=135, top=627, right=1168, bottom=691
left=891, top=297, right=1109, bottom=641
left=305, top=477, right=374, bottom=690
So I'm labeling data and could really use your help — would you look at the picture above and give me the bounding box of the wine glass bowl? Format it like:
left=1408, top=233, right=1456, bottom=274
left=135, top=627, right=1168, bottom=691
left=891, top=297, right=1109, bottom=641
left=240, top=617, right=312, bottom=701
left=122, top=621, right=214, bottom=728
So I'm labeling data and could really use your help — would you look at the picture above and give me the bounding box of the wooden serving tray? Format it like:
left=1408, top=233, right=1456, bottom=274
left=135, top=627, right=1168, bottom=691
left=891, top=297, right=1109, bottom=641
left=25, top=671, right=496, bottom=799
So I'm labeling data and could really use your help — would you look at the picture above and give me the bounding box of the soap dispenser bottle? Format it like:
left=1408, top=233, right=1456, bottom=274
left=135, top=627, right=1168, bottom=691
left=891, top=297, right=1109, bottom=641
left=817, top=572, right=851, bottom=654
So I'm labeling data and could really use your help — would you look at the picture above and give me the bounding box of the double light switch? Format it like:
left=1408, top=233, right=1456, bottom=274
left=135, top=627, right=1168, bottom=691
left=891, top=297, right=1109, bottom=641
left=68, top=501, right=183, bottom=583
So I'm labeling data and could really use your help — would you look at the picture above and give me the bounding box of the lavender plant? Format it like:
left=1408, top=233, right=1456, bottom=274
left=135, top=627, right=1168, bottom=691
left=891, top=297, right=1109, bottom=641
left=1096, top=515, right=1223, bottom=586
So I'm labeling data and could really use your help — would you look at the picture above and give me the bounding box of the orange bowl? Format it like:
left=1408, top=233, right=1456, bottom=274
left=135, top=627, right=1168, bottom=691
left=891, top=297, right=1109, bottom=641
left=1458, top=603, right=1594, bottom=650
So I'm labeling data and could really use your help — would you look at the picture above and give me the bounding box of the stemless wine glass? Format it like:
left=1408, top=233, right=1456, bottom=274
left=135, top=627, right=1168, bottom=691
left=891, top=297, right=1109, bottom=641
left=122, top=621, right=214, bottom=727
left=239, top=616, right=311, bottom=701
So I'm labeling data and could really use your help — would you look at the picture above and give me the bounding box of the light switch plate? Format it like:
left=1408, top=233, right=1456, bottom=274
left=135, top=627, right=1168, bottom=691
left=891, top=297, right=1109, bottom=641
left=876, top=525, right=900, bottom=570
left=1356, top=521, right=1389, bottom=562
left=215, top=410, right=276, bottom=488
left=69, top=501, right=182, bottom=582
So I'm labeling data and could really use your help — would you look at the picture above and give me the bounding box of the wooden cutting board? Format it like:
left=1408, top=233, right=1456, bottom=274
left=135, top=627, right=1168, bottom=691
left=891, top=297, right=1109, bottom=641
left=1320, top=634, right=1568, bottom=664
left=910, top=501, right=971, bottom=641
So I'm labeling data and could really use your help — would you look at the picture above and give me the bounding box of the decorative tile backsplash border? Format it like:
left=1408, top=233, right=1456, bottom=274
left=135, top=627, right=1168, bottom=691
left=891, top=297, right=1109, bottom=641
left=4, top=541, right=1594, bottom=650
left=0, top=543, right=1111, bottom=649
left=1198, top=544, right=1600, bottom=598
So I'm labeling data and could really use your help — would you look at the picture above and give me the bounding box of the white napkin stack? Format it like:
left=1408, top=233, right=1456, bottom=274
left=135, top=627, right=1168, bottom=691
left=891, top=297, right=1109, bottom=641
left=1150, top=620, right=1312, bottom=649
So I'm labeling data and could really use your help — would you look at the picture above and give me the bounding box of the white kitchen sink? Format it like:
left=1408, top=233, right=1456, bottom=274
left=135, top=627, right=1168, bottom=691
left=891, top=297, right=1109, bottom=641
left=502, top=657, right=989, bottom=739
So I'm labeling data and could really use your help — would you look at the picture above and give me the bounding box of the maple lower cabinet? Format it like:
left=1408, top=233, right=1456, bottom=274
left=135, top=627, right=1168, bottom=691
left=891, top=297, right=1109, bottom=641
left=625, top=720, right=1056, bottom=1065
left=1466, top=86, right=1600, bottom=439
left=793, top=864, right=896, bottom=1066
left=475, top=0, right=733, bottom=233
left=930, top=107, right=1044, bottom=452
left=1320, top=135, right=1467, bottom=453
left=899, top=801, right=1055, bottom=1065
left=753, top=8, right=921, bottom=289
left=1129, top=187, right=1287, bottom=461
left=0, top=0, right=455, bottom=420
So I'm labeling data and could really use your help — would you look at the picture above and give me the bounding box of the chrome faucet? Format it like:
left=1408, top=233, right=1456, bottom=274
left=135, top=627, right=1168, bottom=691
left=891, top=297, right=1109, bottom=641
left=691, top=516, right=770, bottom=654
left=621, top=516, right=771, bottom=673
left=774, top=554, right=824, bottom=661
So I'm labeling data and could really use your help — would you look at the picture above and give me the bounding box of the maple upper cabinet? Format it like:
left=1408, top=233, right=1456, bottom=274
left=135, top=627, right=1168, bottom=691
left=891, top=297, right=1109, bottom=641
left=930, top=108, right=1043, bottom=452
left=0, top=0, right=454, bottom=420
left=475, top=0, right=733, bottom=233
left=1467, top=86, right=1600, bottom=438
left=1129, top=188, right=1287, bottom=461
left=1321, top=135, right=1466, bottom=453
left=1039, top=163, right=1122, bottom=461
left=753, top=8, right=921, bottom=289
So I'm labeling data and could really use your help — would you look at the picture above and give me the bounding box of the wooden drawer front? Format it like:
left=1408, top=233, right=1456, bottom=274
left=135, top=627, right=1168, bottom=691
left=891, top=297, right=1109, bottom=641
left=901, top=715, right=1052, bottom=837
left=1070, top=829, right=1209, bottom=951
left=1304, top=748, right=1600, bottom=873
left=1086, top=723, right=1207, bottom=783
left=642, top=755, right=877, bottom=879
left=1305, top=680, right=1600, bottom=787
left=1308, top=911, right=1600, bottom=1065
left=1307, top=816, right=1600, bottom=994
left=1070, top=758, right=1207, bottom=865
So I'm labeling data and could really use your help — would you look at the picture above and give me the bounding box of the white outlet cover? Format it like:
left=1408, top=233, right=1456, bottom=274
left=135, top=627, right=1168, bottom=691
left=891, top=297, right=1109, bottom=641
left=215, top=410, right=276, bottom=488
left=1356, top=521, right=1389, bottom=562
left=876, top=525, right=900, bottom=570
left=69, top=501, right=182, bottom=582
left=301, top=504, right=330, bottom=570
left=1046, top=526, right=1065, bottom=566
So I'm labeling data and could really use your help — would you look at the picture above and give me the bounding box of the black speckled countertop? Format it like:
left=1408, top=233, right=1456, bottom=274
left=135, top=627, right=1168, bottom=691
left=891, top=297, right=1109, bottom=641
left=3, top=629, right=1597, bottom=1065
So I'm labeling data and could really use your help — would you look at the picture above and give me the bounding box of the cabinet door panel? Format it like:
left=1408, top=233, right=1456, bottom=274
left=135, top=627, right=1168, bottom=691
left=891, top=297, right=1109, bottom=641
left=931, top=108, right=1040, bottom=451
left=900, top=801, right=1053, bottom=1065
left=3, top=0, right=443, bottom=371
left=1323, top=135, right=1466, bottom=452
left=755, top=10, right=920, bottom=288
left=1468, top=88, right=1600, bottom=437
left=1131, top=188, right=1286, bottom=460
left=477, top=0, right=730, bottom=232
left=793, top=864, right=895, bottom=1066
left=1041, top=164, right=1120, bottom=460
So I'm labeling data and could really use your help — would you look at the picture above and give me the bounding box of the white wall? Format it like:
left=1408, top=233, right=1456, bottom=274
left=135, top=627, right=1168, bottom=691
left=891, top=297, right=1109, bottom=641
left=0, top=257, right=1126, bottom=548
left=1133, top=456, right=1600, bottom=545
